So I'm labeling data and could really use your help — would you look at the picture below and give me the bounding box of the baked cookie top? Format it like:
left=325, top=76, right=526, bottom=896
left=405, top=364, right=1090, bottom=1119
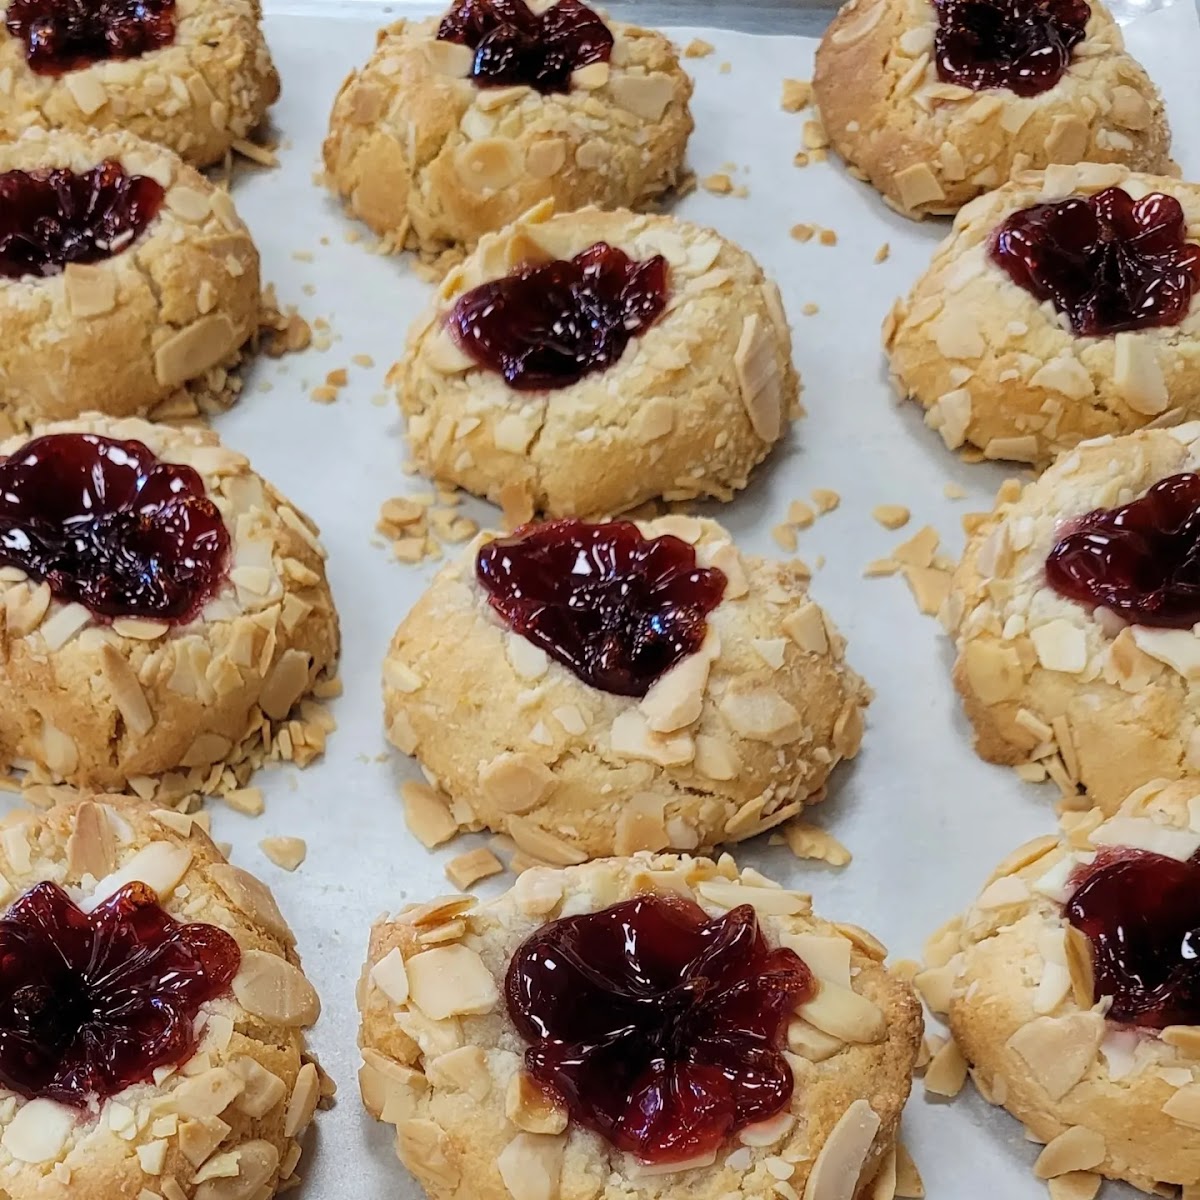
left=359, top=853, right=922, bottom=1200
left=383, top=515, right=869, bottom=860
left=886, top=165, right=1200, bottom=464
left=0, top=794, right=321, bottom=1199
left=814, top=0, right=1171, bottom=217
left=924, top=779, right=1200, bottom=1191
left=396, top=204, right=796, bottom=518
left=945, top=422, right=1200, bottom=811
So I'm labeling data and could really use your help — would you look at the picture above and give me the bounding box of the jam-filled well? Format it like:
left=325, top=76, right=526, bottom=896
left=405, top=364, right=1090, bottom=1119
left=437, top=0, right=613, bottom=93
left=6, top=0, right=176, bottom=76
left=476, top=519, right=726, bottom=697
left=1065, top=846, right=1200, bottom=1029
left=448, top=242, right=670, bottom=391
left=1046, top=473, right=1200, bottom=628
left=992, top=186, right=1200, bottom=337
left=0, top=161, right=165, bottom=280
left=0, top=881, right=240, bottom=1105
left=933, top=0, right=1089, bottom=97
left=0, top=433, right=231, bottom=624
left=506, top=894, right=814, bottom=1163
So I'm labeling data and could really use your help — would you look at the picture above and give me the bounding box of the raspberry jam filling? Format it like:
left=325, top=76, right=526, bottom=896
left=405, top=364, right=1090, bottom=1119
left=437, top=0, right=612, bottom=94
left=448, top=242, right=669, bottom=392
left=6, top=0, right=175, bottom=75
left=0, top=433, right=231, bottom=624
left=506, top=894, right=814, bottom=1163
left=0, top=881, right=240, bottom=1105
left=991, top=187, right=1200, bottom=337
left=1046, top=473, right=1200, bottom=628
left=1065, top=846, right=1200, bottom=1029
left=933, top=0, right=1089, bottom=97
left=0, top=161, right=165, bottom=280
left=476, top=519, right=726, bottom=697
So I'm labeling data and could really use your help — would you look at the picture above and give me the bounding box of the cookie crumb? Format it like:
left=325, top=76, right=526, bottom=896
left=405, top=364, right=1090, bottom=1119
left=943, top=481, right=967, bottom=499
left=772, top=523, right=798, bottom=553
left=818, top=228, right=838, bottom=247
left=260, top=836, right=306, bottom=871
left=719, top=61, right=731, bottom=73
left=790, top=223, right=815, bottom=242
left=352, top=353, right=375, bottom=368
left=874, top=242, right=891, bottom=264
left=702, top=172, right=734, bottom=195
left=221, top=787, right=264, bottom=817
left=811, top=488, right=841, bottom=514
left=801, top=303, right=819, bottom=317
left=793, top=151, right=810, bottom=168
left=802, top=118, right=829, bottom=150
left=872, top=504, right=911, bottom=530
left=683, top=37, right=714, bottom=57
left=780, top=78, right=812, bottom=112
left=403, top=781, right=459, bottom=848
left=784, top=822, right=851, bottom=867
left=309, top=385, right=338, bottom=404
left=325, top=368, right=348, bottom=388
left=445, top=848, right=505, bottom=890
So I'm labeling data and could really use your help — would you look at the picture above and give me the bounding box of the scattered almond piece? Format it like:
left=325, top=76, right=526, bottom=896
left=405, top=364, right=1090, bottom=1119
left=892, top=525, right=940, bottom=568
left=703, top=172, right=734, bottom=195
left=874, top=243, right=891, bottom=264
left=943, top=481, right=967, bottom=499
left=872, top=504, right=911, bottom=530
left=794, top=151, right=810, bottom=168
left=684, top=37, right=714, bottom=57
left=221, top=788, right=265, bottom=817
left=812, top=488, right=840, bottom=514
left=352, top=353, right=375, bottom=368
left=310, top=385, right=338, bottom=404
left=780, top=78, right=812, bottom=111
left=403, top=781, right=459, bottom=848
left=784, top=822, right=851, bottom=867
left=719, top=61, right=731, bottom=73
left=904, top=565, right=952, bottom=616
left=864, top=558, right=901, bottom=577
left=790, top=223, right=815, bottom=242
left=260, top=836, right=306, bottom=871
left=924, top=1038, right=968, bottom=1097
left=772, top=523, right=798, bottom=552
left=787, top=500, right=815, bottom=529
left=802, top=303, right=819, bottom=316
left=1048, top=1172, right=1102, bottom=1200
left=445, top=848, right=505, bottom=890
left=819, top=229, right=838, bottom=246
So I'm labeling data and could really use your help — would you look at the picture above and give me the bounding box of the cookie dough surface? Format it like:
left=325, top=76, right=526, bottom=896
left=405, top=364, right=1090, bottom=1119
left=945, top=422, right=1200, bottom=812
left=814, top=0, right=1171, bottom=218
left=383, top=515, right=869, bottom=861
left=323, top=13, right=692, bottom=255
left=0, top=794, right=322, bottom=1199
left=396, top=205, right=798, bottom=518
left=924, top=780, right=1200, bottom=1192
left=0, top=415, right=340, bottom=797
left=359, top=853, right=922, bottom=1200
left=0, top=0, right=278, bottom=166
left=0, top=128, right=262, bottom=433
left=886, top=165, right=1200, bottom=465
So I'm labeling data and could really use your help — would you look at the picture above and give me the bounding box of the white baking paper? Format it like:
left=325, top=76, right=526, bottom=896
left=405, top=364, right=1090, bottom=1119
left=24, top=3, right=1200, bottom=1195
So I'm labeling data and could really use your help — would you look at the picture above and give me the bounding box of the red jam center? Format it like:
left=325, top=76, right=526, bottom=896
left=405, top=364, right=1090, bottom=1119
left=0, top=881, right=240, bottom=1105
left=933, top=0, right=1088, bottom=97
left=992, top=187, right=1200, bottom=337
left=1065, top=846, right=1200, bottom=1029
left=476, top=519, right=726, bottom=698
left=6, top=0, right=175, bottom=75
left=448, top=242, right=669, bottom=392
left=506, top=894, right=814, bottom=1163
left=0, top=433, right=231, bottom=624
left=0, top=161, right=165, bottom=280
left=1046, top=473, right=1200, bottom=628
left=437, top=0, right=612, bottom=94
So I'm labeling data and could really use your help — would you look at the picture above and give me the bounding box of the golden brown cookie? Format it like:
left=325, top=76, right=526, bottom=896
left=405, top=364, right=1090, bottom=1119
left=359, top=853, right=923, bottom=1200
left=322, top=3, right=693, bottom=257
left=814, top=0, right=1171, bottom=219
left=0, top=414, right=340, bottom=799
left=944, top=422, right=1200, bottom=812
left=383, top=515, right=869, bottom=861
left=0, top=794, right=322, bottom=1199
left=0, top=127, right=262, bottom=432
left=921, top=780, right=1200, bottom=1193
left=0, top=0, right=278, bottom=167
left=886, top=165, right=1200, bottom=465
left=395, top=204, right=797, bottom=518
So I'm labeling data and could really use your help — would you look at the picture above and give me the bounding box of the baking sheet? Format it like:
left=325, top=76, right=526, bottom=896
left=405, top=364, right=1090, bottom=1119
left=55, top=5, right=1200, bottom=1196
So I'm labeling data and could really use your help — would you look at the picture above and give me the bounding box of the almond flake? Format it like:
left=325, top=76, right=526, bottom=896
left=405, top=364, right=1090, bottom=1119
left=406, top=944, right=498, bottom=1019
left=802, top=1099, right=881, bottom=1200
left=1033, top=1126, right=1106, bottom=1178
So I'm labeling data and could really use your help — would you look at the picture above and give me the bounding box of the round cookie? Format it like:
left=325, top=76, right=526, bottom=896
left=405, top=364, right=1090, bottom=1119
left=396, top=205, right=797, bottom=519
left=0, top=0, right=278, bottom=167
left=0, top=793, right=322, bottom=1199
left=922, top=779, right=1200, bottom=1192
left=944, top=422, right=1200, bottom=813
left=383, top=515, right=869, bottom=861
left=322, top=3, right=692, bottom=257
left=886, top=165, right=1200, bottom=465
left=358, top=852, right=923, bottom=1200
left=813, top=0, right=1171, bottom=219
left=0, top=127, right=262, bottom=432
left=0, top=414, right=340, bottom=798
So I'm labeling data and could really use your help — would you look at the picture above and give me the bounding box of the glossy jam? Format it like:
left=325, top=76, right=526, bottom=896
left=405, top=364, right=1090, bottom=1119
left=437, top=0, right=612, bottom=93
left=476, top=519, right=726, bottom=697
left=6, top=0, right=175, bottom=75
left=1065, top=846, right=1200, bottom=1029
left=933, top=0, right=1089, bottom=97
left=1046, top=473, right=1200, bottom=628
left=0, top=881, right=240, bottom=1105
left=448, top=242, right=670, bottom=391
left=0, top=433, right=230, bottom=623
left=992, top=187, right=1200, bottom=336
left=505, top=894, right=813, bottom=1163
left=0, top=161, right=165, bottom=280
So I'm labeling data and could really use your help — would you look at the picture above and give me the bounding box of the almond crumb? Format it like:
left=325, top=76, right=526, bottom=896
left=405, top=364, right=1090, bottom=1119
left=719, top=61, right=731, bottom=73
left=772, top=523, right=798, bottom=552
left=780, top=78, right=812, bottom=112
left=445, top=848, right=505, bottom=890
left=703, top=172, right=734, bottom=195
left=325, top=368, right=348, bottom=388
left=819, top=228, right=838, bottom=247
left=784, top=822, right=851, bottom=867
left=790, top=223, right=815, bottom=242
left=260, top=836, right=306, bottom=871
left=787, top=500, right=815, bottom=529
left=801, top=303, right=819, bottom=316
left=874, top=243, right=891, bottom=264
left=872, top=504, right=911, bottom=530
left=943, top=482, right=967, bottom=500
left=811, top=488, right=840, bottom=514
left=793, top=151, right=810, bottom=167
left=352, top=353, right=375, bottom=368
left=683, top=37, right=714, bottom=57
left=310, top=385, right=338, bottom=404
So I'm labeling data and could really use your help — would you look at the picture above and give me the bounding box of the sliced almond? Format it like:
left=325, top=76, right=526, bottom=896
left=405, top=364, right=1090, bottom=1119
left=232, top=950, right=321, bottom=1026
left=1007, top=1012, right=1103, bottom=1101
left=796, top=980, right=885, bottom=1043
left=1033, top=1126, right=1106, bottom=1178
left=802, top=1099, right=881, bottom=1200
left=496, top=1131, right=565, bottom=1200
left=406, top=944, right=498, bottom=1020
left=506, top=1072, right=568, bottom=1135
